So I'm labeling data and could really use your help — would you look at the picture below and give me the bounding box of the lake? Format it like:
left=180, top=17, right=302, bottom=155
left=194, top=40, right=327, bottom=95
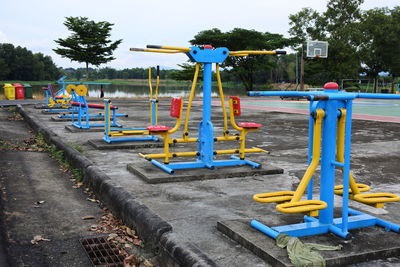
left=31, top=83, right=247, bottom=98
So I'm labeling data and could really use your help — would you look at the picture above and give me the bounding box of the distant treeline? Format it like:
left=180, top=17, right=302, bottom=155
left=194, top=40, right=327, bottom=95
left=63, top=55, right=297, bottom=85
left=0, top=42, right=297, bottom=85
left=0, top=43, right=61, bottom=81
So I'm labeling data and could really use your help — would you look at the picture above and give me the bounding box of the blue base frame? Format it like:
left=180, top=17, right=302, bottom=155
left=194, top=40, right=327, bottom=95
left=103, top=128, right=158, bottom=143
left=71, top=122, right=122, bottom=129
left=251, top=208, right=400, bottom=240
left=43, top=108, right=73, bottom=113
left=149, top=155, right=261, bottom=174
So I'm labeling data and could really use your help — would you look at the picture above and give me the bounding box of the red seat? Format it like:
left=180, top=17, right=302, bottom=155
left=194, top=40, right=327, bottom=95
left=70, top=101, right=117, bottom=109
left=146, top=125, right=171, bottom=132
left=238, top=122, right=263, bottom=128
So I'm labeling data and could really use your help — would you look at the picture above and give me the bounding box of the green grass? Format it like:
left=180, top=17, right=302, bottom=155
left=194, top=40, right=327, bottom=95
left=1, top=80, right=53, bottom=85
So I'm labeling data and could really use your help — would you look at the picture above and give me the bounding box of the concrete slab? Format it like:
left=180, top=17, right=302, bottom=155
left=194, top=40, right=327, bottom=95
left=65, top=125, right=104, bottom=132
left=127, top=162, right=283, bottom=184
left=88, top=138, right=164, bottom=150
left=41, top=110, right=72, bottom=114
left=51, top=115, right=104, bottom=122
left=217, top=219, right=400, bottom=267
left=34, top=104, right=48, bottom=109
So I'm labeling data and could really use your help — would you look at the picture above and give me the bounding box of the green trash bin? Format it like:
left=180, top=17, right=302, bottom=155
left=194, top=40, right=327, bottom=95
left=23, top=83, right=33, bottom=99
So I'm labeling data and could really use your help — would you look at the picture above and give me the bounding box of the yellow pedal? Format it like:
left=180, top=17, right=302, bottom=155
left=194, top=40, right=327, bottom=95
left=276, top=200, right=327, bottom=216
left=334, top=183, right=370, bottom=196
left=253, top=191, right=294, bottom=203
left=353, top=192, right=400, bottom=208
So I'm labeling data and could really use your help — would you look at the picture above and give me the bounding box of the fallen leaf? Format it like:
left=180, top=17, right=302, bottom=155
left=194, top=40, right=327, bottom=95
left=86, top=198, right=97, bottom=203
left=126, top=227, right=135, bottom=237
left=107, top=233, right=118, bottom=241
left=124, top=243, right=133, bottom=249
left=123, top=255, right=139, bottom=267
left=81, top=215, right=95, bottom=220
left=144, top=260, right=154, bottom=267
left=31, top=235, right=50, bottom=245
left=132, top=238, right=142, bottom=246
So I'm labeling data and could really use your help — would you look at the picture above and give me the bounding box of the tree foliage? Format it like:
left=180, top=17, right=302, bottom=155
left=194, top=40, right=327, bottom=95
left=54, top=17, right=122, bottom=78
left=189, top=28, right=296, bottom=91
left=289, top=0, right=400, bottom=88
left=289, top=0, right=363, bottom=83
left=0, top=43, right=60, bottom=80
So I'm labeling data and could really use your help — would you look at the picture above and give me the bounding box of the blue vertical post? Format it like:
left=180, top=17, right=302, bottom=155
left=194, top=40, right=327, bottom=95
left=341, top=99, right=353, bottom=233
left=151, top=100, right=156, bottom=125
left=104, top=99, right=110, bottom=139
left=319, top=87, right=338, bottom=224
left=197, top=62, right=214, bottom=167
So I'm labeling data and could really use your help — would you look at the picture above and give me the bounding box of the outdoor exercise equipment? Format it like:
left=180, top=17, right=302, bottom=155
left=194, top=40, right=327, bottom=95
left=130, top=45, right=284, bottom=174
left=102, top=66, right=160, bottom=143
left=248, top=82, right=400, bottom=240
left=42, top=76, right=111, bottom=113
left=68, top=84, right=126, bottom=129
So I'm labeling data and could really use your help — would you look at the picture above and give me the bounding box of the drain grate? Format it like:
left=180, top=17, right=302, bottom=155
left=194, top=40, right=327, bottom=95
left=80, top=235, right=125, bottom=267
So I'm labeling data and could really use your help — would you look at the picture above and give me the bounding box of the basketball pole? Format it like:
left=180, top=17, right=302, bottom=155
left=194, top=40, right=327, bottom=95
left=300, top=43, right=305, bottom=91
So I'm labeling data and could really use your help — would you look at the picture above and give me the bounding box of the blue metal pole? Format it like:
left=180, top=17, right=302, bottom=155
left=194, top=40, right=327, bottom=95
left=250, top=220, right=279, bottom=239
left=197, top=62, right=214, bottom=166
left=318, top=90, right=338, bottom=225
left=151, top=100, right=156, bottom=125
left=341, top=100, right=353, bottom=234
left=104, top=99, right=110, bottom=141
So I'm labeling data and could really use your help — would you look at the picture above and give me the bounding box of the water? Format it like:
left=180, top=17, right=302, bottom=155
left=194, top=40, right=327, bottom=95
left=31, top=83, right=247, bottom=98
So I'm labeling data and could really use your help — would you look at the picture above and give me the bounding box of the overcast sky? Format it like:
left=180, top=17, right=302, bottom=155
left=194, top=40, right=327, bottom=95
left=1, top=0, right=398, bottom=70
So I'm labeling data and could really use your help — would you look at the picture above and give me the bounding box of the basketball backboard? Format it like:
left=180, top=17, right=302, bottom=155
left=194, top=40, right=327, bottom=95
left=306, top=40, right=328, bottom=58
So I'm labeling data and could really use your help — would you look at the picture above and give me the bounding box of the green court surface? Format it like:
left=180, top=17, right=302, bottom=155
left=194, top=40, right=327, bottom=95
left=238, top=98, right=400, bottom=123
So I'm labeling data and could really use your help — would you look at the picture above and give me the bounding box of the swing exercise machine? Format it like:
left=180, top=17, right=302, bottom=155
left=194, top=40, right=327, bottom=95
left=130, top=45, right=285, bottom=174
left=102, top=66, right=161, bottom=143
left=249, top=82, right=400, bottom=240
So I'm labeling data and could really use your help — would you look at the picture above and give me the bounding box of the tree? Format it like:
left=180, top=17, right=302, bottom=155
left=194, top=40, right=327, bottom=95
left=0, top=43, right=60, bottom=81
left=169, top=63, right=203, bottom=81
left=190, top=28, right=295, bottom=91
left=358, top=8, right=392, bottom=92
left=54, top=17, right=122, bottom=79
left=386, top=7, right=400, bottom=90
left=289, top=0, right=364, bottom=85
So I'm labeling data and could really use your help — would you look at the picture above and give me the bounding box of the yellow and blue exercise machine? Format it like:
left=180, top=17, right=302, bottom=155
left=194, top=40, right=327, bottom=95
left=130, top=45, right=285, bottom=174
left=102, top=66, right=161, bottom=143
left=249, top=82, right=400, bottom=239
left=68, top=84, right=127, bottom=129
left=42, top=76, right=111, bottom=114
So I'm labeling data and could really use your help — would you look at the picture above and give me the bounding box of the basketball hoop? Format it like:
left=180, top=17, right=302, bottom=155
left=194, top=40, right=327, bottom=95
left=306, top=40, right=328, bottom=58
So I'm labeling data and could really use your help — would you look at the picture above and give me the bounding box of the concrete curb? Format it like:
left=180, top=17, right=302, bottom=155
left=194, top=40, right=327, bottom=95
left=17, top=104, right=217, bottom=267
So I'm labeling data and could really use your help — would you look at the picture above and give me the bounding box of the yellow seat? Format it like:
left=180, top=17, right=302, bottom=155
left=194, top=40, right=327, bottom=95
left=334, top=183, right=370, bottom=196
left=353, top=193, right=400, bottom=208
left=253, top=191, right=294, bottom=203
left=276, top=200, right=327, bottom=217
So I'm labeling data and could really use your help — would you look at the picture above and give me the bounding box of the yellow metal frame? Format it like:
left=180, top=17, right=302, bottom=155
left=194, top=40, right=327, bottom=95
left=334, top=108, right=370, bottom=196
left=133, top=44, right=276, bottom=164
left=182, top=63, right=200, bottom=141
left=253, top=109, right=327, bottom=216
left=228, top=98, right=267, bottom=159
left=335, top=109, right=400, bottom=208
left=139, top=99, right=184, bottom=164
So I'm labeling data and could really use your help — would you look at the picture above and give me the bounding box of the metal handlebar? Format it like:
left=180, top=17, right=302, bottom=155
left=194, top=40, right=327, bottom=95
left=130, top=45, right=286, bottom=57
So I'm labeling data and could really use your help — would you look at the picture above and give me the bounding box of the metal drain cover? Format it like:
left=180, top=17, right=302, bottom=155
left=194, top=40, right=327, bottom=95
left=80, top=235, right=125, bottom=267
